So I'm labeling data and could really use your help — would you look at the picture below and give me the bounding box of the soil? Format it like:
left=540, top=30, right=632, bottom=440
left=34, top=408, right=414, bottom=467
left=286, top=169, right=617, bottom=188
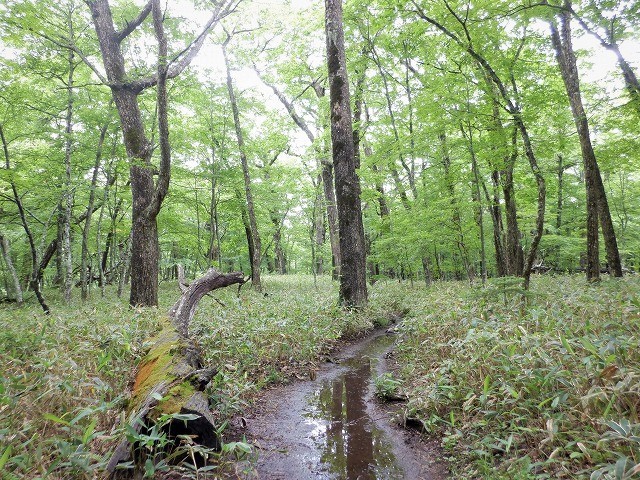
left=226, top=329, right=449, bottom=479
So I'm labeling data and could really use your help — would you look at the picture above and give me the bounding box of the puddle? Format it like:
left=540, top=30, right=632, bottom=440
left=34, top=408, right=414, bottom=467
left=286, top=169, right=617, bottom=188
left=303, top=334, right=403, bottom=479
left=239, top=331, right=446, bottom=479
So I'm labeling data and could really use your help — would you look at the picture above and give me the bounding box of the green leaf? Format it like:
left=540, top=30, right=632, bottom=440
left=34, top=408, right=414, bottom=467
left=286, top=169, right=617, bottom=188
left=42, top=413, right=70, bottom=426
left=82, top=419, right=98, bottom=445
left=0, top=445, right=12, bottom=470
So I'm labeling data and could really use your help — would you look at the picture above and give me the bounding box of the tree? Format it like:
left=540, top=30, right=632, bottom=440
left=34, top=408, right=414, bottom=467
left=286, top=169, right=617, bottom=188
left=548, top=0, right=623, bottom=279
left=222, top=34, right=262, bottom=290
left=86, top=0, right=234, bottom=306
left=325, top=0, right=368, bottom=307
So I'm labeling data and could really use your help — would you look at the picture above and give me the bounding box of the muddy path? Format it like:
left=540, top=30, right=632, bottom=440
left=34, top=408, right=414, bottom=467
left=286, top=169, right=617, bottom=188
left=232, top=330, right=448, bottom=479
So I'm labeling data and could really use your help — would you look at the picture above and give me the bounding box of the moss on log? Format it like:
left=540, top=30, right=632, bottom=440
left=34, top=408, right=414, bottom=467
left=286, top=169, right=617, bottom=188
left=106, top=269, right=245, bottom=478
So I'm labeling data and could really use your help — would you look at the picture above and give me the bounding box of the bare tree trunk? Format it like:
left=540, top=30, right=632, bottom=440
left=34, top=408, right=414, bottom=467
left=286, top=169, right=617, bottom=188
left=463, top=122, right=487, bottom=284
left=272, top=215, right=287, bottom=274
left=117, top=233, right=132, bottom=298
left=481, top=173, right=506, bottom=277
left=207, top=145, right=222, bottom=268
left=255, top=70, right=341, bottom=280
left=412, top=5, right=546, bottom=288
left=439, top=132, right=474, bottom=282
left=314, top=184, right=326, bottom=275
left=60, top=42, right=76, bottom=303
left=369, top=45, right=418, bottom=200
left=325, top=0, right=367, bottom=307
left=549, top=4, right=622, bottom=279
left=502, top=130, right=524, bottom=277
left=0, top=235, right=23, bottom=304
left=80, top=124, right=110, bottom=301
left=556, top=154, right=565, bottom=231
left=321, top=160, right=341, bottom=279
left=223, top=41, right=262, bottom=290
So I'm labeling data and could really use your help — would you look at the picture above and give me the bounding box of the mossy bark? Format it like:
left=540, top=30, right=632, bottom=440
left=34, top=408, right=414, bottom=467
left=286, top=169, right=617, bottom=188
left=106, top=269, right=245, bottom=478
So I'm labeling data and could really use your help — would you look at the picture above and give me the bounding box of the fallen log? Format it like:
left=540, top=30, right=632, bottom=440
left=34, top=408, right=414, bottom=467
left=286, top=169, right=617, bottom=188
left=106, top=268, right=245, bottom=478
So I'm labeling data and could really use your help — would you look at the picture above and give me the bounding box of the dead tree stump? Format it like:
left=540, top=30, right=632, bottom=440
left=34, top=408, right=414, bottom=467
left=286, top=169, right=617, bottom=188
left=106, top=268, right=245, bottom=477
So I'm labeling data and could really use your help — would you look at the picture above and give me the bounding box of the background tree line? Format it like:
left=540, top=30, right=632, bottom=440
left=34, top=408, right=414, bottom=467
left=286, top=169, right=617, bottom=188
left=1, top=0, right=638, bottom=310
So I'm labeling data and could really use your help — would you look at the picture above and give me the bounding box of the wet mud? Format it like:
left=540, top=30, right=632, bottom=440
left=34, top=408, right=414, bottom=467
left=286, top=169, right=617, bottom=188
left=235, top=331, right=447, bottom=479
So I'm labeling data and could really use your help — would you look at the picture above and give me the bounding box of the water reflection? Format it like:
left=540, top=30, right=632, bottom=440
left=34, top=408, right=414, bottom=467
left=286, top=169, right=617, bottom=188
left=304, top=335, right=404, bottom=479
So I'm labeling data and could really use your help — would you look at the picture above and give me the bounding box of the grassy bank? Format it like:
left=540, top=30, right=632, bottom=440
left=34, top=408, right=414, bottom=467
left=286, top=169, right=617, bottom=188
left=0, top=275, right=399, bottom=479
left=3, top=274, right=638, bottom=479
left=393, top=275, right=640, bottom=479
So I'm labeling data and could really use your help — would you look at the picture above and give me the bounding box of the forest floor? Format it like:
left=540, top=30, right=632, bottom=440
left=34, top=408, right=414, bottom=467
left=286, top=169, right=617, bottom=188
left=0, top=274, right=639, bottom=479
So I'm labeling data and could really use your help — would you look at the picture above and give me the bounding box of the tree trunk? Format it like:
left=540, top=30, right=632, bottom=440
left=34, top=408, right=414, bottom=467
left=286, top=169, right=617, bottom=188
left=61, top=43, right=75, bottom=304
left=207, top=145, right=222, bottom=268
left=413, top=6, right=546, bottom=287
left=80, top=123, right=109, bottom=300
left=369, top=46, right=418, bottom=200
left=502, top=129, right=523, bottom=277
left=464, top=122, right=487, bottom=284
left=0, top=235, right=23, bottom=304
left=0, top=124, right=49, bottom=313
left=314, top=184, right=326, bottom=275
left=256, top=71, right=341, bottom=280
left=223, top=41, right=262, bottom=290
left=106, top=268, right=245, bottom=477
left=325, top=0, right=368, bottom=307
left=556, top=154, right=564, bottom=231
left=549, top=4, right=622, bottom=279
left=439, top=132, right=474, bottom=282
left=88, top=0, right=226, bottom=305
left=481, top=173, right=506, bottom=277
left=272, top=215, right=287, bottom=274
left=321, top=161, right=341, bottom=279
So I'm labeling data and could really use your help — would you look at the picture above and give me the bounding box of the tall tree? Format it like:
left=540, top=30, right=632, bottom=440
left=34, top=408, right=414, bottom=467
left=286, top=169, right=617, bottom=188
left=325, top=0, right=368, bottom=307
left=548, top=0, right=623, bottom=279
left=223, top=36, right=262, bottom=290
left=86, top=0, right=233, bottom=306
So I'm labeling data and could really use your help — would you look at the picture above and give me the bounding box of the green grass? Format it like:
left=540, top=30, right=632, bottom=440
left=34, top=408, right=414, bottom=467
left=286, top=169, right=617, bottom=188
left=0, top=274, right=400, bottom=478
left=393, top=275, right=640, bottom=479
left=3, top=274, right=637, bottom=479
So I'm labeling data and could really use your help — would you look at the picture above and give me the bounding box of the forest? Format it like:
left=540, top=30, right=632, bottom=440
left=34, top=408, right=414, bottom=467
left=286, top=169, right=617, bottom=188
left=0, top=0, right=639, bottom=478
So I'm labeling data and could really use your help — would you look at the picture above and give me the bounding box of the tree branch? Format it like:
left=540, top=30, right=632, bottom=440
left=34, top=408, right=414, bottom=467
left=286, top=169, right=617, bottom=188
left=115, top=0, right=152, bottom=42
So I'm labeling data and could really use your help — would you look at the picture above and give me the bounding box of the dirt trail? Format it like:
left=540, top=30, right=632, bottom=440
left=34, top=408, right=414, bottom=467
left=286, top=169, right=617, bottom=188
left=234, top=330, right=448, bottom=479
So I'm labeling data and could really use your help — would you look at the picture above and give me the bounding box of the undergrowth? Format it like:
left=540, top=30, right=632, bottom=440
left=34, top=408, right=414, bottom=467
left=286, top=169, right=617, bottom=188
left=394, top=275, right=640, bottom=479
left=0, top=274, right=398, bottom=478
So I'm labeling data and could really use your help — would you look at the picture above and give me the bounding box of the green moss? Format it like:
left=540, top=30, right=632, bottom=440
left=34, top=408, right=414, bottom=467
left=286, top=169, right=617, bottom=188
left=129, top=323, right=188, bottom=412
left=153, top=381, right=196, bottom=417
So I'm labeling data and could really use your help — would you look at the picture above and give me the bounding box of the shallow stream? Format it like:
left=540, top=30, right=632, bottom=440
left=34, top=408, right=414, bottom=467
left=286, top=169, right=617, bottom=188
left=240, top=331, right=445, bottom=479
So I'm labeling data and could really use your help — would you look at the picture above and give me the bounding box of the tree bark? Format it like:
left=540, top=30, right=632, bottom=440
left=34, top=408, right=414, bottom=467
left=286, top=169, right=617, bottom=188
left=87, top=0, right=230, bottom=305
left=255, top=71, right=341, bottom=279
left=549, top=4, right=622, bottom=279
left=0, top=235, right=23, bottom=304
left=80, top=123, right=109, bottom=300
left=411, top=4, right=545, bottom=287
left=502, top=127, right=524, bottom=277
left=556, top=154, right=564, bottom=231
left=207, top=145, right=222, bottom=268
left=61, top=37, right=75, bottom=304
left=464, top=122, right=487, bottom=284
left=439, top=132, right=474, bottom=282
left=325, top=0, right=367, bottom=307
left=369, top=45, right=418, bottom=200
